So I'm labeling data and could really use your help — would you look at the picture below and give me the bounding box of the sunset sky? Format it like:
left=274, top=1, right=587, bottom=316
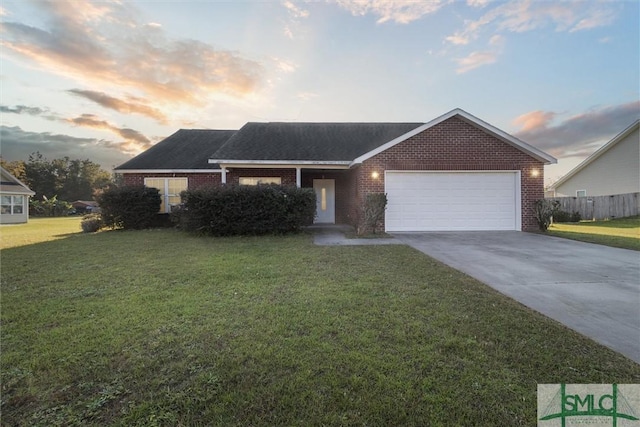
left=1, top=0, right=638, bottom=185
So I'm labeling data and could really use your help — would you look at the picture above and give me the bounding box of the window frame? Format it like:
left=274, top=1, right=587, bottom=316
left=144, top=177, right=188, bottom=213
left=1, top=195, right=25, bottom=215
left=238, top=177, right=282, bottom=186
left=576, top=190, right=587, bottom=197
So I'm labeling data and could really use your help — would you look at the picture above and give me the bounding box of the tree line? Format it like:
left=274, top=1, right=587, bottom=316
left=1, top=152, right=113, bottom=203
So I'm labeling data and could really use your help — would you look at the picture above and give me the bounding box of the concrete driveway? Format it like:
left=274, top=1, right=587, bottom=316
left=392, top=231, right=640, bottom=364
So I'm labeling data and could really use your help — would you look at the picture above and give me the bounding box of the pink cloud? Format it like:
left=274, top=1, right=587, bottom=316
left=455, top=50, right=497, bottom=73
left=514, top=101, right=640, bottom=158
left=333, top=0, right=446, bottom=24
left=0, top=1, right=264, bottom=108
left=513, top=110, right=557, bottom=132
left=68, top=89, right=168, bottom=124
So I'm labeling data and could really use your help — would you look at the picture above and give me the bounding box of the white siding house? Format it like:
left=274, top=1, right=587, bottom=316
left=549, top=120, right=639, bottom=197
left=1, top=166, right=35, bottom=224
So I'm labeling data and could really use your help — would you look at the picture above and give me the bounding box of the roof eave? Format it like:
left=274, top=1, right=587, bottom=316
left=0, top=188, right=36, bottom=196
left=114, top=169, right=222, bottom=174
left=549, top=119, right=639, bottom=190
left=211, top=160, right=351, bottom=169
left=0, top=166, right=36, bottom=194
left=455, top=111, right=557, bottom=165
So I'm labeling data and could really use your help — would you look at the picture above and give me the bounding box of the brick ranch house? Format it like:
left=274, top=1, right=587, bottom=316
left=115, top=109, right=556, bottom=232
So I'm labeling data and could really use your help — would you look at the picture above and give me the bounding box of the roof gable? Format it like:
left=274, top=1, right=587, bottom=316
left=353, top=108, right=557, bottom=165
left=0, top=166, right=35, bottom=195
left=549, top=120, right=640, bottom=190
left=209, top=122, right=424, bottom=163
left=115, top=129, right=235, bottom=171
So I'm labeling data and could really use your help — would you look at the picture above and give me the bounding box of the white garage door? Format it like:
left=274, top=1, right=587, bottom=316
left=385, top=171, right=520, bottom=232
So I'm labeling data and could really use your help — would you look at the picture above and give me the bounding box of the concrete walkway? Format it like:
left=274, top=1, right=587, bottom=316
left=308, top=224, right=403, bottom=246
left=392, top=231, right=640, bottom=364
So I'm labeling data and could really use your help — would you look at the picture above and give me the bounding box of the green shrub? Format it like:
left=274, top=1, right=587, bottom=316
left=81, top=213, right=103, bottom=233
left=96, top=185, right=161, bottom=230
left=360, top=193, right=388, bottom=235
left=29, top=195, right=72, bottom=217
left=177, top=185, right=315, bottom=236
left=534, top=199, right=559, bottom=231
left=553, top=210, right=582, bottom=223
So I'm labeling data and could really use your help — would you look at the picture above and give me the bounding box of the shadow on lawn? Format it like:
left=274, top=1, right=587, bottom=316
left=547, top=230, right=640, bottom=251
left=573, top=216, right=640, bottom=229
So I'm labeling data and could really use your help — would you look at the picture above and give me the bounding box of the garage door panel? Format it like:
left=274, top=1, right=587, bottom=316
left=385, top=171, right=519, bottom=232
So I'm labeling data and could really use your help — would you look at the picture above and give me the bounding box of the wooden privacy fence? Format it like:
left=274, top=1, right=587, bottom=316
left=547, top=192, right=639, bottom=220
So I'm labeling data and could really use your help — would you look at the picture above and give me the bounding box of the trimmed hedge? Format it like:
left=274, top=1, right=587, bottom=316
left=176, top=185, right=316, bottom=236
left=96, top=185, right=161, bottom=230
left=361, top=193, right=387, bottom=235
left=553, top=210, right=582, bottom=223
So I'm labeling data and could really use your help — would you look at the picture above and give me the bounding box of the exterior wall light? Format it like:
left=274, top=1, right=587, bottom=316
left=531, top=169, right=539, bottom=177
left=371, top=171, right=379, bottom=179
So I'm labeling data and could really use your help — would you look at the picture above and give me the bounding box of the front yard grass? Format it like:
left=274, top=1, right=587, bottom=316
left=548, top=216, right=640, bottom=250
left=2, top=218, right=639, bottom=426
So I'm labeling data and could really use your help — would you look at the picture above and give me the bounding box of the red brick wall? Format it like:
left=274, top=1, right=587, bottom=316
left=357, top=117, right=544, bottom=231
left=121, top=172, right=222, bottom=188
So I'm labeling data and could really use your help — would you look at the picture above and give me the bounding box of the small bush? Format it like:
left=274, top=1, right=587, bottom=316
left=178, top=185, right=315, bottom=236
left=81, top=214, right=103, bottom=233
left=553, top=210, right=582, bottom=223
left=360, top=193, right=388, bottom=235
left=96, top=185, right=161, bottom=230
left=534, top=199, right=559, bottom=231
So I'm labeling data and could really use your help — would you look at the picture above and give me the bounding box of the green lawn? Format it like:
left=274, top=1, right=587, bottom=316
left=548, top=216, right=640, bottom=250
left=2, top=218, right=639, bottom=426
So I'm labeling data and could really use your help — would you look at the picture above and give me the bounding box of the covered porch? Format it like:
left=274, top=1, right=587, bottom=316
left=217, top=163, right=357, bottom=225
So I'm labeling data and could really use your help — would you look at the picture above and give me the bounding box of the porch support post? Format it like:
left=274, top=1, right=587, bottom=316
left=296, top=167, right=301, bottom=188
left=221, top=167, right=227, bottom=184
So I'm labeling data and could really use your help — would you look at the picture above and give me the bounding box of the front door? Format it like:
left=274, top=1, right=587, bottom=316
left=313, top=179, right=335, bottom=224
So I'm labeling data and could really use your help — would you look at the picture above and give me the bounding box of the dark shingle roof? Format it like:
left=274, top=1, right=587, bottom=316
left=115, top=129, right=236, bottom=170
left=210, top=122, right=424, bottom=161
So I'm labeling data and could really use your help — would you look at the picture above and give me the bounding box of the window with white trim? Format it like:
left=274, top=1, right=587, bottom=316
left=1, top=195, right=24, bottom=215
left=239, top=177, right=281, bottom=186
left=576, top=190, right=587, bottom=197
left=144, top=178, right=188, bottom=213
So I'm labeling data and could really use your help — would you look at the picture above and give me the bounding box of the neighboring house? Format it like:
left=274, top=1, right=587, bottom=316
left=0, top=166, right=35, bottom=224
left=71, top=200, right=99, bottom=213
left=548, top=120, right=640, bottom=198
left=115, top=108, right=556, bottom=232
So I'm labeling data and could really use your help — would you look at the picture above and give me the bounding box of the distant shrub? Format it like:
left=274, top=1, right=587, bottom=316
left=360, top=193, right=388, bottom=235
left=534, top=199, right=559, bottom=231
left=177, top=185, right=316, bottom=236
left=81, top=213, right=103, bottom=233
left=553, top=210, right=582, bottom=223
left=96, top=185, right=161, bottom=230
left=29, top=195, right=72, bottom=217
